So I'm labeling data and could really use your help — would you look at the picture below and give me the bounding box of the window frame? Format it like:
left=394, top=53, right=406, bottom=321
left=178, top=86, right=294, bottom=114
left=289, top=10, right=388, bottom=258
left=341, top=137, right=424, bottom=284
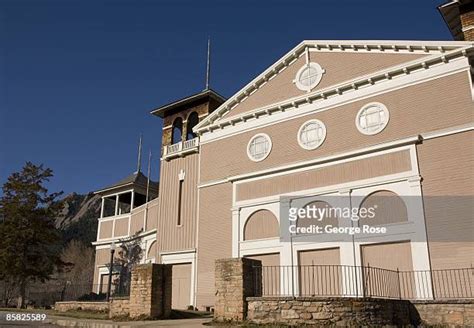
left=355, top=102, right=390, bottom=136
left=297, top=119, right=327, bottom=150
left=294, top=62, right=325, bottom=92
left=247, top=133, right=272, bottom=162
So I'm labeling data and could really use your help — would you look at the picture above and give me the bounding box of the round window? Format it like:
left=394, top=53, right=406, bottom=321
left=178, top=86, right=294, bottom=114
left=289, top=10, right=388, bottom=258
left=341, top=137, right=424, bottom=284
left=297, top=119, right=327, bottom=150
left=294, top=62, right=325, bottom=91
left=247, top=133, right=272, bottom=162
left=356, top=102, right=390, bottom=135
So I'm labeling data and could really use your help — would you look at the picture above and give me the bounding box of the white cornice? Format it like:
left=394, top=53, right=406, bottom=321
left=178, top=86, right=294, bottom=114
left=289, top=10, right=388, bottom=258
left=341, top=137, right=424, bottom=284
left=199, top=55, right=470, bottom=144
left=194, top=41, right=473, bottom=134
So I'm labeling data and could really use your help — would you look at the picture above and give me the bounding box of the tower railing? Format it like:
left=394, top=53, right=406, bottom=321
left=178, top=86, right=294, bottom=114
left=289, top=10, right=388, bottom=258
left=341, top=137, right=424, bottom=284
left=164, top=137, right=199, bottom=159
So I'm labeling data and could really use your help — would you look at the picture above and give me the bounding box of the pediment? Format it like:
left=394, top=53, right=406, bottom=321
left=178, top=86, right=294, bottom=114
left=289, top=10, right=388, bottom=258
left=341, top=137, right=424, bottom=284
left=195, top=40, right=471, bottom=133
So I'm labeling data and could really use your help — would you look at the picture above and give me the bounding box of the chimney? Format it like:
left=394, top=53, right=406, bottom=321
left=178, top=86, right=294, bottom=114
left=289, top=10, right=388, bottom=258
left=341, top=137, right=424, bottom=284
left=439, top=0, right=474, bottom=41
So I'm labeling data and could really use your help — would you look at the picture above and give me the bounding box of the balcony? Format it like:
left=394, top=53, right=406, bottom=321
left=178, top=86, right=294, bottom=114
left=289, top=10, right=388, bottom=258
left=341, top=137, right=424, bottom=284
left=163, top=137, right=199, bottom=160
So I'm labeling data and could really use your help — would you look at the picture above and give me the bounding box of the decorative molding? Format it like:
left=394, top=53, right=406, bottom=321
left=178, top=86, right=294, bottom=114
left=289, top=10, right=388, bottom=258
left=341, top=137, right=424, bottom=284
left=92, top=229, right=157, bottom=247
left=195, top=43, right=473, bottom=135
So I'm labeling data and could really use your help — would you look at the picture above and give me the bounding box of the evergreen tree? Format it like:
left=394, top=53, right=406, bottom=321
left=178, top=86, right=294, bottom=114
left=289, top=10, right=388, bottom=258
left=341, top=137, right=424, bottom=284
left=0, top=162, right=65, bottom=308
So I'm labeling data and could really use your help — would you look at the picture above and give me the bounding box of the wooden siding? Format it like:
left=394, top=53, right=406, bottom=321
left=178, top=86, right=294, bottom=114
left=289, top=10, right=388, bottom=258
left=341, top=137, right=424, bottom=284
left=298, top=248, right=341, bottom=296
left=361, top=241, right=413, bottom=271
left=171, top=263, right=192, bottom=309
left=236, top=150, right=411, bottom=201
left=361, top=241, right=414, bottom=298
left=200, top=72, right=473, bottom=183
left=196, top=183, right=233, bottom=308
left=157, top=153, right=199, bottom=253
left=243, top=210, right=279, bottom=240
left=129, top=210, right=144, bottom=235
left=95, top=249, right=110, bottom=266
left=417, top=131, right=474, bottom=269
left=226, top=52, right=425, bottom=119
left=114, top=217, right=129, bottom=237
left=99, top=220, right=113, bottom=239
left=146, top=199, right=159, bottom=230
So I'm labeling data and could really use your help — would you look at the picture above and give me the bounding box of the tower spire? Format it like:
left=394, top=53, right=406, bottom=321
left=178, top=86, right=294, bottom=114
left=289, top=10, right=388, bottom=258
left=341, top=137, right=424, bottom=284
left=205, top=37, right=211, bottom=90
left=136, top=134, right=142, bottom=173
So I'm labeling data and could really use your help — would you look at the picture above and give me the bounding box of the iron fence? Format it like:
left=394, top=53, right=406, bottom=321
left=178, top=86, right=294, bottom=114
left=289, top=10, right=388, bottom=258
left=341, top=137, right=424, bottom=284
left=253, top=265, right=473, bottom=300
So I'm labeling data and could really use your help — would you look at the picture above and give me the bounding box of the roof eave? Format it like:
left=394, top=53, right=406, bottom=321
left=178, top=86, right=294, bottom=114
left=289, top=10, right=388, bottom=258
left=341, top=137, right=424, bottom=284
left=150, top=89, right=226, bottom=118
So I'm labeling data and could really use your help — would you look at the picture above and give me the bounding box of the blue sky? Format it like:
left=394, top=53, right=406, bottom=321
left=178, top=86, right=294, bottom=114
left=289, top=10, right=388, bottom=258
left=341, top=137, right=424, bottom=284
left=0, top=0, right=452, bottom=196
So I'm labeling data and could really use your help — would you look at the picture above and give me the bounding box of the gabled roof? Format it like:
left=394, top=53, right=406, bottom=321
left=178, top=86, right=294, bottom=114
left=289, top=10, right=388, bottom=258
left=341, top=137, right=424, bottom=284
left=95, top=171, right=159, bottom=195
left=194, top=40, right=472, bottom=133
left=150, top=89, right=226, bottom=118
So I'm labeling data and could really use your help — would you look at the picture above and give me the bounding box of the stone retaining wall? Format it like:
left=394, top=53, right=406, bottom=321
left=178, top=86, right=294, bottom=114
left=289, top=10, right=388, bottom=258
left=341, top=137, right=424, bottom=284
left=109, top=298, right=130, bottom=318
left=412, top=300, right=474, bottom=327
left=247, top=297, right=412, bottom=326
left=54, top=301, right=108, bottom=313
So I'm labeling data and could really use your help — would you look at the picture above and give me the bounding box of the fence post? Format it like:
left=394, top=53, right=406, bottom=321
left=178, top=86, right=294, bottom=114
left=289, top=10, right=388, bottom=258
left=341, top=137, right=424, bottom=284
left=354, top=266, right=359, bottom=298
left=397, top=268, right=402, bottom=300
left=364, top=263, right=369, bottom=298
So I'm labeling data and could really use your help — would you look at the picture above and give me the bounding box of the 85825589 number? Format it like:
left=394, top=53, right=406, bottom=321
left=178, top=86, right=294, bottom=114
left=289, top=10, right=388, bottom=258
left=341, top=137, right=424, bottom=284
left=5, top=313, right=47, bottom=321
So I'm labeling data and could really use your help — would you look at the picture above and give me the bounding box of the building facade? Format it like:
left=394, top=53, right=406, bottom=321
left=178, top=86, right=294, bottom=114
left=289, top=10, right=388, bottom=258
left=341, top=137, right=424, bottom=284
left=93, top=3, right=474, bottom=311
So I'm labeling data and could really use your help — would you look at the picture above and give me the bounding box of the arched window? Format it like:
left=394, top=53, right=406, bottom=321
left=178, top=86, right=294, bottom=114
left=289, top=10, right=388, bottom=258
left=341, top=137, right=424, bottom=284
left=186, top=112, right=199, bottom=140
left=358, top=190, right=408, bottom=226
left=172, top=117, right=183, bottom=144
left=243, top=209, right=279, bottom=240
left=297, top=201, right=338, bottom=235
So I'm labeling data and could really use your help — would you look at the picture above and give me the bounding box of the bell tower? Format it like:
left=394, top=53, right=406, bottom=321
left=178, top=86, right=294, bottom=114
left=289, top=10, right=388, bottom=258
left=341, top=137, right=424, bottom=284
left=151, top=89, right=225, bottom=160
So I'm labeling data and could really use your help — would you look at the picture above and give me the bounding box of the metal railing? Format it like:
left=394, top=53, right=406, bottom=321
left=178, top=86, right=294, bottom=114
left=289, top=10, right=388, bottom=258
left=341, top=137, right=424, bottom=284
left=0, top=282, right=133, bottom=308
left=252, top=265, right=473, bottom=300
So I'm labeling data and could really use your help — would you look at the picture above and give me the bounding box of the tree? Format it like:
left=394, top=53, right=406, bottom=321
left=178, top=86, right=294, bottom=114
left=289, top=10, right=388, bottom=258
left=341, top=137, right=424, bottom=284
left=59, top=240, right=95, bottom=286
left=0, top=162, right=66, bottom=308
left=108, top=231, right=144, bottom=295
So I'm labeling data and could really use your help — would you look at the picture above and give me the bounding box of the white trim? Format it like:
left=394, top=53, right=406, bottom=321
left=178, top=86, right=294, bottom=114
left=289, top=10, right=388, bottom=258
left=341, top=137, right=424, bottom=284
left=159, top=248, right=196, bottom=256
left=195, top=43, right=472, bottom=133
left=161, top=250, right=196, bottom=307
left=92, top=229, right=157, bottom=247
left=247, top=133, right=272, bottom=162
left=96, top=267, right=111, bottom=293
left=198, top=178, right=228, bottom=189
left=355, top=102, right=390, bottom=135
left=199, top=56, right=470, bottom=144
left=421, top=122, right=474, bottom=140
left=297, top=119, right=327, bottom=150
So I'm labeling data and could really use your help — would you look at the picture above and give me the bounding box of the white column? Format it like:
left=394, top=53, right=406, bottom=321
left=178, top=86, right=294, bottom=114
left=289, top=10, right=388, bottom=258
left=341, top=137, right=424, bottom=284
left=114, top=195, right=119, bottom=216
left=100, top=197, right=105, bottom=218
left=337, top=189, right=362, bottom=297
left=407, top=175, right=433, bottom=299
left=231, top=207, right=240, bottom=258
left=279, top=197, right=295, bottom=296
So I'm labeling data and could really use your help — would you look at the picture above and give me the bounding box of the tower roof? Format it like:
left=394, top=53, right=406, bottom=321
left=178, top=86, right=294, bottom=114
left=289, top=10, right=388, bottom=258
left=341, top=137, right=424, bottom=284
left=150, top=89, right=226, bottom=118
left=95, top=171, right=159, bottom=195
